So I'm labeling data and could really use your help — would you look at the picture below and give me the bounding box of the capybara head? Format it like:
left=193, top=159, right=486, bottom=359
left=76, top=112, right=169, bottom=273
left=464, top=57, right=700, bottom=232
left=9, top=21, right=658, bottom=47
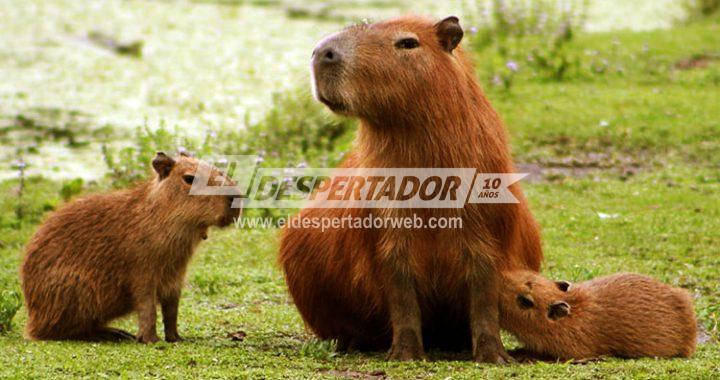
left=311, top=15, right=468, bottom=121
left=151, top=152, right=240, bottom=228
left=500, top=270, right=572, bottom=325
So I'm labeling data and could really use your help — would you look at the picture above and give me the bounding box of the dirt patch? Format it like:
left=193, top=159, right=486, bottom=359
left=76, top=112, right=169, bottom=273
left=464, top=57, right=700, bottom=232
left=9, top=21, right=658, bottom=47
left=674, top=54, right=719, bottom=70
left=697, top=323, right=716, bottom=345
left=517, top=151, right=644, bottom=182
left=227, top=330, right=247, bottom=342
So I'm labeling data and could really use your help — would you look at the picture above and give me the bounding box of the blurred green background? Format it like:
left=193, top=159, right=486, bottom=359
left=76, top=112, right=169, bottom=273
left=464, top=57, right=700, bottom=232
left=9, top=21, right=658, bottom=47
left=0, top=0, right=718, bottom=378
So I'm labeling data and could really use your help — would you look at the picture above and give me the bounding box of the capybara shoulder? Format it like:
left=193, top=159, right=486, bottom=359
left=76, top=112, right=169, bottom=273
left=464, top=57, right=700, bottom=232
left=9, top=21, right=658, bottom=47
left=21, top=152, right=240, bottom=342
left=500, top=270, right=697, bottom=360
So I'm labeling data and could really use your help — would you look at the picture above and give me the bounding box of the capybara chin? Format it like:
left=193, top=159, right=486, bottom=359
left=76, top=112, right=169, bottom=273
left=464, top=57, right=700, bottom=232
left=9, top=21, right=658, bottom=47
left=21, top=152, right=240, bottom=343
left=499, top=270, right=697, bottom=360
left=281, top=16, right=542, bottom=362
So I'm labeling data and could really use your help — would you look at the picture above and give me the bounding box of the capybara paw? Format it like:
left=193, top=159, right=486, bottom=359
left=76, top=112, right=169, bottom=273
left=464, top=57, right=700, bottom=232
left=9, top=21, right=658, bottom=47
left=386, top=328, right=427, bottom=361
left=136, top=333, right=160, bottom=344
left=165, top=332, right=182, bottom=343
left=386, top=345, right=428, bottom=361
left=474, top=348, right=514, bottom=364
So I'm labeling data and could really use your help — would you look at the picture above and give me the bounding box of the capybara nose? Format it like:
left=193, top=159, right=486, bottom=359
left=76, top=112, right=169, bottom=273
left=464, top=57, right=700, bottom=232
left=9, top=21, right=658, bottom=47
left=321, top=47, right=340, bottom=64
left=314, top=46, right=342, bottom=66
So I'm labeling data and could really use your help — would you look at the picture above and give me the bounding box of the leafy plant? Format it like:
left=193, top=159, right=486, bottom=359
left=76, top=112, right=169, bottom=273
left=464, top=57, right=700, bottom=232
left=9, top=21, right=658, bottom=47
left=60, top=178, right=84, bottom=201
left=213, top=88, right=355, bottom=168
left=0, top=290, right=22, bottom=333
left=299, top=338, right=338, bottom=360
left=527, top=16, right=582, bottom=81
left=463, top=0, right=590, bottom=84
left=102, top=123, right=194, bottom=188
left=102, top=87, right=355, bottom=188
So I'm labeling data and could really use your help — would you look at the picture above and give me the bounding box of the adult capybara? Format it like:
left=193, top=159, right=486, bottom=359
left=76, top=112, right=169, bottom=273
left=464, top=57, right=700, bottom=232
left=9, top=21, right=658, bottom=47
left=499, top=270, right=697, bottom=360
left=279, top=16, right=542, bottom=362
left=21, top=152, right=240, bottom=343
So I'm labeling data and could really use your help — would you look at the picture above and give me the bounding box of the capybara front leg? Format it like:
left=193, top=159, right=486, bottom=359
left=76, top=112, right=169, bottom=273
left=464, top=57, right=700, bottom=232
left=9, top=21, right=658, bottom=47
left=161, top=290, right=182, bottom=342
left=385, top=268, right=426, bottom=361
left=469, top=265, right=512, bottom=364
left=135, top=291, right=159, bottom=344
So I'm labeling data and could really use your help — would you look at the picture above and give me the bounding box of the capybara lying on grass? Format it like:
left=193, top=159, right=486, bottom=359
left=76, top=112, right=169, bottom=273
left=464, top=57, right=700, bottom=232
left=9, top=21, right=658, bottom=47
left=280, top=15, right=542, bottom=362
left=500, top=270, right=697, bottom=361
left=21, top=152, right=240, bottom=343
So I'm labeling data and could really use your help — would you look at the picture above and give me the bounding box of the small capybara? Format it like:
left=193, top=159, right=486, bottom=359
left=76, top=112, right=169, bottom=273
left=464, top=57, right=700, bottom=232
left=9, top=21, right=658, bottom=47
left=21, top=152, right=240, bottom=343
left=280, top=15, right=543, bottom=362
left=499, top=270, right=697, bottom=360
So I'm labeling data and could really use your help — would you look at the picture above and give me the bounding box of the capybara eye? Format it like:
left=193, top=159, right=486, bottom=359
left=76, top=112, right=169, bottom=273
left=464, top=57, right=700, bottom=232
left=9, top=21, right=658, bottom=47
left=517, top=294, right=535, bottom=309
left=395, top=38, right=420, bottom=49
left=182, top=175, right=195, bottom=185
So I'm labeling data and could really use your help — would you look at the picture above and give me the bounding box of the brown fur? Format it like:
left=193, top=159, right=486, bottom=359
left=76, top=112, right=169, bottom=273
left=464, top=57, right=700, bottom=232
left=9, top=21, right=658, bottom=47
left=280, top=16, right=543, bottom=361
left=500, top=270, right=697, bottom=360
left=21, top=153, right=240, bottom=343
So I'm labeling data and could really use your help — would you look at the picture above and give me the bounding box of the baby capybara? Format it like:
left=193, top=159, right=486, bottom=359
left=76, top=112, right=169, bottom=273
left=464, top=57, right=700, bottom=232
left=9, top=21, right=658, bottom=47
left=21, top=152, right=240, bottom=343
left=499, top=270, right=697, bottom=360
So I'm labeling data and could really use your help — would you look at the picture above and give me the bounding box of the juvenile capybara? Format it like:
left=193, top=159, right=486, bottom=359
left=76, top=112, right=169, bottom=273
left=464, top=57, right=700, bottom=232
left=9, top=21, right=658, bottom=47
left=21, top=152, right=240, bottom=343
left=280, top=16, right=542, bottom=362
left=499, top=270, right=697, bottom=360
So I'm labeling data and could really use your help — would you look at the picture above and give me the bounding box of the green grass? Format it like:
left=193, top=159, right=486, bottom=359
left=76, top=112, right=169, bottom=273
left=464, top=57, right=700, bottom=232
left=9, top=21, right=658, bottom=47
left=1, top=167, right=718, bottom=378
left=479, top=18, right=720, bottom=166
left=1, top=0, right=719, bottom=378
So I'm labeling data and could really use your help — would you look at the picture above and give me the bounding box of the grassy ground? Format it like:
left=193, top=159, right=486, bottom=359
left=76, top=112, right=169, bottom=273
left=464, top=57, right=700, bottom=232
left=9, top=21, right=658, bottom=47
left=2, top=168, right=719, bottom=379
left=1, top=1, right=719, bottom=379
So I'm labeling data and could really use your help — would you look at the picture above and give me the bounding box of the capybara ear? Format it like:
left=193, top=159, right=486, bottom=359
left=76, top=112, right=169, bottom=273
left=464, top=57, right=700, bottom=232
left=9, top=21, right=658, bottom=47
left=555, top=280, right=572, bottom=292
left=434, top=16, right=463, bottom=53
left=548, top=301, right=571, bottom=320
left=152, top=152, right=176, bottom=180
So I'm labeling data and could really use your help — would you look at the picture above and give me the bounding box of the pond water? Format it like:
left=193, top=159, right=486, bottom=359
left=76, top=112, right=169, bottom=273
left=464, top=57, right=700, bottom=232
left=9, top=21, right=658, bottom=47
left=0, top=0, right=686, bottom=181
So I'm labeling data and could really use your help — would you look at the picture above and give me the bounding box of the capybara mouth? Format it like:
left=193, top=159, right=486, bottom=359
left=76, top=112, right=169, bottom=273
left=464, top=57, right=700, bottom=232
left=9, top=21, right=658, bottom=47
left=318, top=95, right=347, bottom=113
left=219, top=218, right=233, bottom=227
left=219, top=205, right=241, bottom=227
